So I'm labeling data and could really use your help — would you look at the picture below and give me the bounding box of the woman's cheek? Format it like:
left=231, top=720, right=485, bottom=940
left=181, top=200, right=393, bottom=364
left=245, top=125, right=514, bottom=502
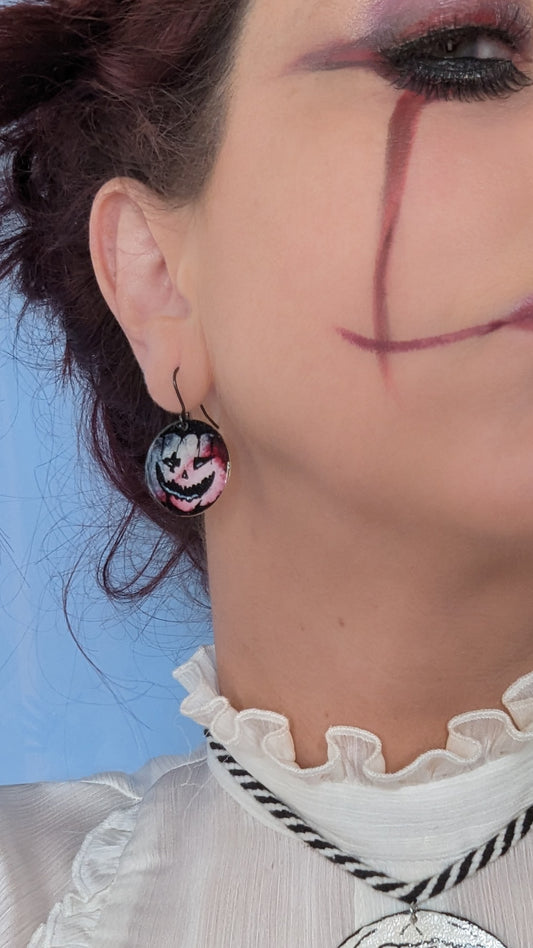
left=386, top=103, right=533, bottom=340
left=198, top=88, right=389, bottom=358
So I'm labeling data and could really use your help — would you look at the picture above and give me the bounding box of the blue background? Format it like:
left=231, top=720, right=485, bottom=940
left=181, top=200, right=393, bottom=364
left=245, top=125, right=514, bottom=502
left=0, top=287, right=207, bottom=785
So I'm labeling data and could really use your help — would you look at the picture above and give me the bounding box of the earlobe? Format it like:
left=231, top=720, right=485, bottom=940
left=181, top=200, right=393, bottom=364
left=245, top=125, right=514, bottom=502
left=89, top=179, right=212, bottom=413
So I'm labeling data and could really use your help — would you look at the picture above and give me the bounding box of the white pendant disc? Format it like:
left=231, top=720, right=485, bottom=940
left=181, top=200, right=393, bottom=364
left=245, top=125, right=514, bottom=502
left=338, top=910, right=506, bottom=947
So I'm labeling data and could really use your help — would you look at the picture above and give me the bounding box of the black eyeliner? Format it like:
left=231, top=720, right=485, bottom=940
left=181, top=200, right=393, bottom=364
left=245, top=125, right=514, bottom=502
left=377, top=17, right=533, bottom=102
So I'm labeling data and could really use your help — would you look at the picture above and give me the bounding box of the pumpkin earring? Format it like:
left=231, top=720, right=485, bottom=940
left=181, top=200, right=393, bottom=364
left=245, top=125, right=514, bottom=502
left=145, top=368, right=230, bottom=517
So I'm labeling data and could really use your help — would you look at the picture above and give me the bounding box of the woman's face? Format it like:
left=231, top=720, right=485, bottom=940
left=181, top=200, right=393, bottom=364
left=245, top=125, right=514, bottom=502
left=185, top=0, right=533, bottom=540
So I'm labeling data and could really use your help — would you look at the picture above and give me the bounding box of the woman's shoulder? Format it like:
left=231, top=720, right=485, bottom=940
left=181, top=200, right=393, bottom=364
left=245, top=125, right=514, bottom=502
left=0, top=745, right=207, bottom=948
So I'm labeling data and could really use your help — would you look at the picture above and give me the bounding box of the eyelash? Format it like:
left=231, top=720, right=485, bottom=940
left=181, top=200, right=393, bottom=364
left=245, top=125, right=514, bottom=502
left=378, top=17, right=533, bottom=103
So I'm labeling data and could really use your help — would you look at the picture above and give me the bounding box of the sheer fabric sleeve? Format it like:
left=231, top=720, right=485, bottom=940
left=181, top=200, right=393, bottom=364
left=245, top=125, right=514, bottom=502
left=0, top=759, right=179, bottom=948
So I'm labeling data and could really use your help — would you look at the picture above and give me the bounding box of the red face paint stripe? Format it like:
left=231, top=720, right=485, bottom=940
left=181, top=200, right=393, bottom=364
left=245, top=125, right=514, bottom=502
left=340, top=318, right=507, bottom=353
left=287, top=42, right=425, bottom=377
left=338, top=301, right=533, bottom=353
left=373, top=91, right=425, bottom=373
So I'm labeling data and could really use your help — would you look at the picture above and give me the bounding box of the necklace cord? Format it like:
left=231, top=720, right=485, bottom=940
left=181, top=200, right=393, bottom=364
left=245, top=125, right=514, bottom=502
left=205, top=729, right=533, bottom=907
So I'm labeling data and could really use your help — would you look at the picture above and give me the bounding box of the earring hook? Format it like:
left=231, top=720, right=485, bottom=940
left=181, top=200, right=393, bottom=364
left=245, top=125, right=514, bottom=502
left=172, top=367, right=189, bottom=419
left=172, top=366, right=220, bottom=430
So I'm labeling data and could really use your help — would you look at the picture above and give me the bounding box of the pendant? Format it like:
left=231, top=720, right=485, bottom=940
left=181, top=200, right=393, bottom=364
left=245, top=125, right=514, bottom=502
left=145, top=419, right=230, bottom=517
left=338, top=910, right=506, bottom=947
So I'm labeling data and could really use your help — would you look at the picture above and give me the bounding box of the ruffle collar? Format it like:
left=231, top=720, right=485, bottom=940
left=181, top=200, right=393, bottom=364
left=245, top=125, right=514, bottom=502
left=175, top=645, right=533, bottom=790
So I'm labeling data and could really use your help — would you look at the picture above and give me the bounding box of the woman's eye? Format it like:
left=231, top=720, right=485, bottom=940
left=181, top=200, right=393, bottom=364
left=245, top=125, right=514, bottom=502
left=379, top=26, right=533, bottom=103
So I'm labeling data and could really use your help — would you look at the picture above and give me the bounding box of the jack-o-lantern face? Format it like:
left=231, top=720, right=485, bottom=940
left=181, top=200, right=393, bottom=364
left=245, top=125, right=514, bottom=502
left=145, top=421, right=230, bottom=516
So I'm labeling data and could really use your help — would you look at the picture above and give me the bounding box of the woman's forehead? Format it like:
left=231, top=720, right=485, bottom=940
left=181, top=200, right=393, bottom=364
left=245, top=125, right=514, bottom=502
left=239, top=0, right=376, bottom=46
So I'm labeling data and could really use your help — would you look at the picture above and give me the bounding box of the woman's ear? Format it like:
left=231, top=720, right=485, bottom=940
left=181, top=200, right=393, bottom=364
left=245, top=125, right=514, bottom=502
left=89, top=178, right=212, bottom=413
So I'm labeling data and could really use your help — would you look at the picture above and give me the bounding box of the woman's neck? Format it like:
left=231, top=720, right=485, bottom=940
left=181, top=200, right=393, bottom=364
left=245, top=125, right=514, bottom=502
left=206, top=494, right=533, bottom=773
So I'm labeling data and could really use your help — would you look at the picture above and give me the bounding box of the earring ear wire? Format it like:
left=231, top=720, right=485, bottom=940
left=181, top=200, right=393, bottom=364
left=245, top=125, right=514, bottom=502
left=172, top=367, right=220, bottom=431
left=145, top=367, right=230, bottom=517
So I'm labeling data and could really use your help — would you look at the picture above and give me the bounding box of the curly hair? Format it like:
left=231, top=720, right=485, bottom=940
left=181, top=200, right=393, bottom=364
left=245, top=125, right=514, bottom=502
left=0, top=0, right=250, bottom=599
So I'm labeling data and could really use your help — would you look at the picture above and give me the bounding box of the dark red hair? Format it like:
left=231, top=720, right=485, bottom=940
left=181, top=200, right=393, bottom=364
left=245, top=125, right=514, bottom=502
left=0, top=0, right=249, bottom=598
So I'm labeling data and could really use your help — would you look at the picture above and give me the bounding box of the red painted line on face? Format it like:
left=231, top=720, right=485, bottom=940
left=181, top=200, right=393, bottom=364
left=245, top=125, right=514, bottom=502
left=289, top=48, right=425, bottom=377
left=339, top=298, right=533, bottom=353
left=289, top=43, right=426, bottom=377
left=287, top=43, right=376, bottom=72
left=373, top=91, right=425, bottom=374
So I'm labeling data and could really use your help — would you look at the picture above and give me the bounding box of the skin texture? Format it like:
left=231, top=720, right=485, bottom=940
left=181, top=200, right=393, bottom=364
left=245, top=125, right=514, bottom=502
left=91, top=0, right=533, bottom=771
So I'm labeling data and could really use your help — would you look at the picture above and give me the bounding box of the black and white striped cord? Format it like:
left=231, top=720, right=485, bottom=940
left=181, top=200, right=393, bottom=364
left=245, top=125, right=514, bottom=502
left=206, top=729, right=533, bottom=907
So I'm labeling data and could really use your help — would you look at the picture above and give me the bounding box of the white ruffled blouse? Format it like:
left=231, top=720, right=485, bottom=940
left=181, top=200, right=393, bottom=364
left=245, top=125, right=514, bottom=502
left=2, top=644, right=533, bottom=947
